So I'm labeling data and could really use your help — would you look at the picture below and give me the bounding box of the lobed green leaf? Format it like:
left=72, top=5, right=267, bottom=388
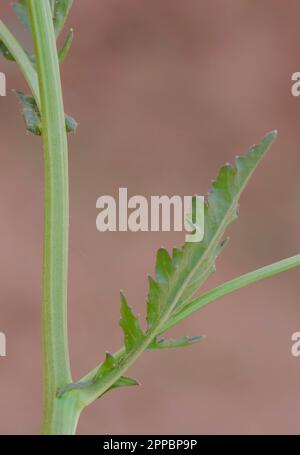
left=91, top=352, right=138, bottom=397
left=109, top=376, right=140, bottom=390
left=15, top=91, right=42, bottom=135
left=15, top=91, right=77, bottom=136
left=52, top=0, right=73, bottom=36
left=74, top=132, right=278, bottom=404
left=146, top=131, right=277, bottom=330
left=119, top=293, right=145, bottom=353
left=148, top=336, right=204, bottom=350
left=65, top=113, right=77, bottom=133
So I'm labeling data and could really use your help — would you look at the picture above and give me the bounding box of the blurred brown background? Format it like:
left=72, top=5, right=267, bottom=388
left=0, top=0, right=300, bottom=435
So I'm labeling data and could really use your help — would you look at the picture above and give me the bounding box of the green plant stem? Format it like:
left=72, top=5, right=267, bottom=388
left=0, top=20, right=40, bottom=106
left=160, top=253, right=300, bottom=333
left=77, top=254, right=300, bottom=398
left=3, top=2, right=300, bottom=434
left=28, top=0, right=74, bottom=434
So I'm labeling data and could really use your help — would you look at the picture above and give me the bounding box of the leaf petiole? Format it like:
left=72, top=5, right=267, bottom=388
left=160, top=254, right=300, bottom=333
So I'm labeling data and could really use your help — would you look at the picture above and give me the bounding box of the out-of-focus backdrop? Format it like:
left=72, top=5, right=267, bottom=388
left=0, top=0, right=300, bottom=435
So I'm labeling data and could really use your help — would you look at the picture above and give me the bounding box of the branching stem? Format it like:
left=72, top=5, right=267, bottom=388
left=1, top=0, right=299, bottom=436
left=77, top=254, right=300, bottom=404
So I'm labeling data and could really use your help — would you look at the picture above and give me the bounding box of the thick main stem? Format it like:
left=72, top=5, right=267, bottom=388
left=28, top=1, right=75, bottom=434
